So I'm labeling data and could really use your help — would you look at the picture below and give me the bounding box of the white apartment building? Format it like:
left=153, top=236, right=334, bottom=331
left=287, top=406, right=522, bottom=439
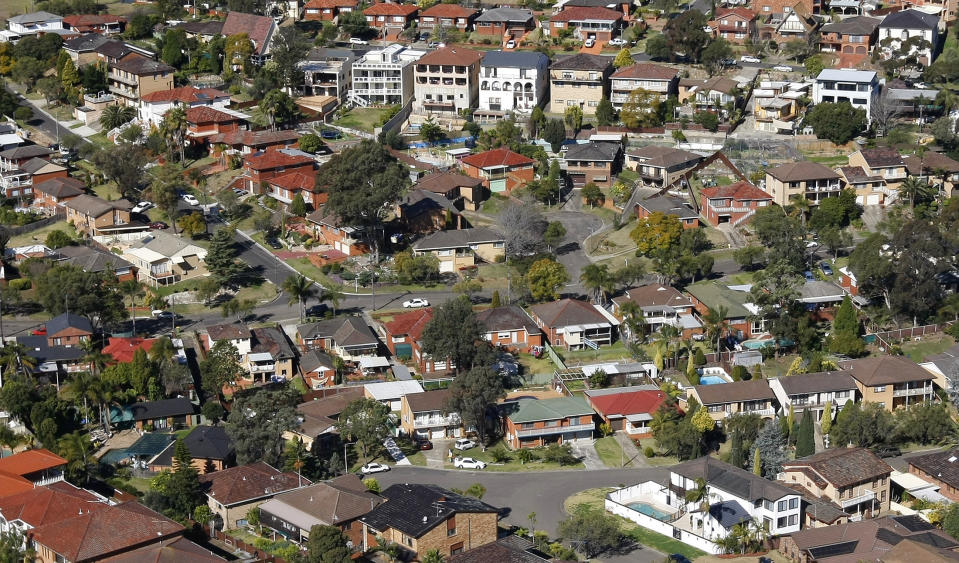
left=768, top=371, right=858, bottom=422
left=812, top=68, right=881, bottom=120
left=302, top=48, right=356, bottom=101
left=477, top=50, right=549, bottom=116
left=350, top=43, right=424, bottom=107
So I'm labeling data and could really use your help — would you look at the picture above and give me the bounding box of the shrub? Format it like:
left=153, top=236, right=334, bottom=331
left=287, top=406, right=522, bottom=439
left=8, top=279, right=31, bottom=290
left=644, top=446, right=655, bottom=458
left=489, top=447, right=512, bottom=463
left=541, top=444, right=578, bottom=466
left=516, top=449, right=538, bottom=464
left=731, top=365, right=749, bottom=381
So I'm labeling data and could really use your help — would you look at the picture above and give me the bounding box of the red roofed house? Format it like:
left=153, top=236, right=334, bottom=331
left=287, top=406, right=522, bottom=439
left=364, top=3, right=419, bottom=39
left=548, top=6, right=624, bottom=43
left=383, top=308, right=452, bottom=373
left=186, top=106, right=247, bottom=141
left=138, top=86, right=232, bottom=127
left=221, top=11, right=277, bottom=66
left=584, top=388, right=668, bottom=437
left=265, top=172, right=325, bottom=210
left=459, top=148, right=535, bottom=194
left=0, top=449, right=67, bottom=496
left=0, top=481, right=104, bottom=533
left=709, top=8, right=758, bottom=44
left=243, top=150, right=315, bottom=196
left=418, top=4, right=478, bottom=33
left=304, top=0, right=358, bottom=21
left=700, top=181, right=774, bottom=227
left=210, top=130, right=300, bottom=156
left=63, top=14, right=126, bottom=34
left=306, top=208, right=367, bottom=256
left=102, top=337, right=158, bottom=364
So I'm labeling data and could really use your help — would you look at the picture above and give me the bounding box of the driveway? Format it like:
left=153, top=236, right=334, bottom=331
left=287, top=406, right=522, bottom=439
left=545, top=210, right=604, bottom=286
left=570, top=439, right=605, bottom=470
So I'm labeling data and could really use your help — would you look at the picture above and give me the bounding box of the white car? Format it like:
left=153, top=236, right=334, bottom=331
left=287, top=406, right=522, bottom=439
left=584, top=38, right=595, bottom=48
left=349, top=37, right=368, bottom=45
left=182, top=194, right=200, bottom=206
left=403, top=298, right=430, bottom=308
left=772, top=64, right=793, bottom=72
left=454, top=438, right=477, bottom=451
left=360, top=462, right=391, bottom=474
left=152, top=310, right=173, bottom=319
left=506, top=39, right=516, bottom=49
left=131, top=201, right=153, bottom=214
left=454, top=457, right=487, bottom=469
left=608, top=38, right=627, bottom=46
left=741, top=55, right=761, bottom=63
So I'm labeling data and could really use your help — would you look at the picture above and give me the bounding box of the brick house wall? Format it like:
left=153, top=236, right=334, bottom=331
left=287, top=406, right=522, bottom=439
left=460, top=161, right=534, bottom=194
left=244, top=161, right=314, bottom=193
left=909, top=465, right=959, bottom=502
left=47, top=327, right=91, bottom=347
left=782, top=468, right=891, bottom=514
left=700, top=194, right=771, bottom=227
left=483, top=328, right=543, bottom=350
left=371, top=512, right=498, bottom=558
left=504, top=413, right=594, bottom=448
left=635, top=205, right=699, bottom=229
left=566, top=160, right=618, bottom=188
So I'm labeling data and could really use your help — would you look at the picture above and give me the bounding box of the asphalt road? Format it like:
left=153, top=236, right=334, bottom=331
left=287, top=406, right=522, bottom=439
left=7, top=87, right=82, bottom=146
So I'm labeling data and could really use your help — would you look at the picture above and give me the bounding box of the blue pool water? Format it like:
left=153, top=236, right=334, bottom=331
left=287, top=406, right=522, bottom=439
left=699, top=375, right=727, bottom=385
left=627, top=502, right=672, bottom=521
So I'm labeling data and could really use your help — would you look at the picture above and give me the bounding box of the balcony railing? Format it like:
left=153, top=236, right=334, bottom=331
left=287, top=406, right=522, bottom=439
left=108, top=72, right=137, bottom=86
left=250, top=363, right=276, bottom=373
left=515, top=422, right=594, bottom=438
left=414, top=416, right=461, bottom=428
left=892, top=386, right=932, bottom=397
left=840, top=489, right=875, bottom=509
left=741, top=407, right=775, bottom=416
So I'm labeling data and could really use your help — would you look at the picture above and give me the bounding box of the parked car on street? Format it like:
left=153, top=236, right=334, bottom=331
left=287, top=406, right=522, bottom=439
left=772, top=65, right=793, bottom=72
left=361, top=462, right=390, bottom=474
left=741, top=55, right=761, bottom=63
left=349, top=37, right=368, bottom=45
left=608, top=38, right=627, bottom=46
left=152, top=310, right=173, bottom=319
left=453, top=457, right=487, bottom=469
left=403, top=298, right=429, bottom=308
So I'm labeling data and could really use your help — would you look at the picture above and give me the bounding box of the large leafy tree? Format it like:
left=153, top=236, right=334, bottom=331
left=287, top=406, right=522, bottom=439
left=261, top=89, right=298, bottom=130
left=318, top=140, right=408, bottom=262
left=225, top=386, right=300, bottom=466
left=92, top=143, right=148, bottom=199
left=750, top=206, right=806, bottom=270
left=805, top=101, right=867, bottom=144
left=201, top=340, right=243, bottom=397
left=525, top=259, right=569, bottom=302
left=34, top=265, right=125, bottom=331
left=831, top=401, right=894, bottom=448
left=447, top=365, right=505, bottom=447
left=663, top=11, right=710, bottom=62
left=339, top=398, right=391, bottom=461
left=304, top=525, right=352, bottom=563
left=420, top=296, right=485, bottom=373
left=270, top=26, right=310, bottom=91
left=558, top=505, right=622, bottom=559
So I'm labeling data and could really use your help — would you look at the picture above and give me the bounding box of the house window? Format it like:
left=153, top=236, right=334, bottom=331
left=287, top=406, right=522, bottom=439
left=788, top=514, right=797, bottom=526
left=402, top=534, right=413, bottom=547
left=777, top=500, right=787, bottom=511
left=447, top=515, right=457, bottom=536
left=789, top=498, right=798, bottom=509
left=53, top=338, right=62, bottom=345
left=881, top=490, right=886, bottom=502
left=874, top=385, right=886, bottom=393
left=777, top=516, right=787, bottom=528
left=522, top=422, right=535, bottom=429
left=451, top=542, right=464, bottom=555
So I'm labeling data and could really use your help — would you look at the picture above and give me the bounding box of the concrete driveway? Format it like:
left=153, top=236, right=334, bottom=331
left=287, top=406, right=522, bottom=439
left=545, top=210, right=604, bottom=286
left=570, top=439, right=606, bottom=470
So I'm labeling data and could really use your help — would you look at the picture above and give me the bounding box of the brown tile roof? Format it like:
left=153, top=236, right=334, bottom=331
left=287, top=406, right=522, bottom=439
left=787, top=515, right=958, bottom=560
left=904, top=152, right=959, bottom=175
left=384, top=308, right=433, bottom=340
left=211, top=129, right=299, bottom=148
left=261, top=474, right=383, bottom=526
left=449, top=536, right=550, bottom=563
left=772, top=370, right=858, bottom=395
left=460, top=147, right=535, bottom=170
left=417, top=46, right=483, bottom=67
left=611, top=62, right=679, bottom=80
left=551, top=52, right=612, bottom=71
left=199, top=462, right=308, bottom=507
left=206, top=322, right=250, bottom=341
left=305, top=0, right=358, bottom=7
left=404, top=389, right=451, bottom=413
left=294, top=388, right=364, bottom=437
left=859, top=147, right=904, bottom=168
left=612, top=283, right=693, bottom=309
left=64, top=194, right=131, bottom=218
left=364, top=2, right=419, bottom=16
left=221, top=12, right=275, bottom=56
left=693, top=379, right=776, bottom=405
left=111, top=56, right=175, bottom=75
left=550, top=5, right=623, bottom=22
left=529, top=298, right=611, bottom=328
left=33, top=176, right=85, bottom=199
left=475, top=305, right=541, bottom=335
left=63, top=14, right=126, bottom=28
left=767, top=160, right=842, bottom=181
left=700, top=76, right=739, bottom=94
left=714, top=6, right=756, bottom=20
left=838, top=165, right=883, bottom=183
left=701, top=181, right=772, bottom=201
left=139, top=86, right=229, bottom=104
left=186, top=106, right=241, bottom=124
left=414, top=171, right=484, bottom=194
left=99, top=536, right=226, bottom=562
left=420, top=3, right=477, bottom=18
left=244, top=150, right=314, bottom=171
left=0, top=482, right=101, bottom=529
left=908, top=448, right=959, bottom=490
left=782, top=447, right=892, bottom=488
left=882, top=538, right=959, bottom=563
left=846, top=355, right=935, bottom=386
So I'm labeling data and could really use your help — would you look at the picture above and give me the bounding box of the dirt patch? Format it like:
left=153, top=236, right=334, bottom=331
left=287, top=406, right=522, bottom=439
left=504, top=389, right=565, bottom=401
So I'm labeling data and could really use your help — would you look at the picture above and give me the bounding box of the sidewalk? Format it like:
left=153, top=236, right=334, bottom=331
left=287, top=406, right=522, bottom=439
left=21, top=92, right=99, bottom=138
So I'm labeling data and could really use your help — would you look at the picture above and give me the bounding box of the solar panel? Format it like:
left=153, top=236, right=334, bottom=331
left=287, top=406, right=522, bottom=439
left=876, top=528, right=904, bottom=546
left=895, top=515, right=935, bottom=533
left=807, top=540, right=859, bottom=559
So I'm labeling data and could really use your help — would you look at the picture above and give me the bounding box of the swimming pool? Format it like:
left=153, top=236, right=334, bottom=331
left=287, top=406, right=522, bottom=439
left=627, top=501, right=672, bottom=521
left=699, top=375, right=727, bottom=385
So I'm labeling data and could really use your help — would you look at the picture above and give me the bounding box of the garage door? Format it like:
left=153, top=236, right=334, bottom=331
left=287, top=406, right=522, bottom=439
left=439, top=260, right=455, bottom=273
left=570, top=173, right=586, bottom=186
left=490, top=179, right=507, bottom=193
left=431, top=429, right=446, bottom=439
left=866, top=194, right=881, bottom=205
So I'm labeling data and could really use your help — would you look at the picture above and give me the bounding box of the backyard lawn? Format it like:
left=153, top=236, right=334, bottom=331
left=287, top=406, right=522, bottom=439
left=900, top=333, right=956, bottom=363
left=9, top=221, right=76, bottom=247
left=333, top=107, right=393, bottom=133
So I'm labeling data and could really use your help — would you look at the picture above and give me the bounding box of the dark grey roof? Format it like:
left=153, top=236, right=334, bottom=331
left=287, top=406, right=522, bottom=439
left=821, top=15, right=881, bottom=35
left=56, top=245, right=133, bottom=274
left=474, top=7, right=534, bottom=23
left=880, top=8, right=939, bottom=30
left=565, top=141, right=621, bottom=162
left=551, top=53, right=612, bottom=71
left=773, top=371, right=858, bottom=395
left=63, top=33, right=113, bottom=52
left=634, top=193, right=698, bottom=220
left=0, top=145, right=52, bottom=160
left=480, top=50, right=548, bottom=69
left=449, top=536, right=550, bottom=563
left=475, top=306, right=541, bottom=335
left=708, top=500, right=753, bottom=530
left=412, top=227, right=504, bottom=250
left=112, top=56, right=175, bottom=75
left=300, top=349, right=334, bottom=374
left=94, top=39, right=141, bottom=60
left=360, top=484, right=498, bottom=538
left=15, top=335, right=85, bottom=364
left=908, top=449, right=959, bottom=489
left=400, top=189, right=459, bottom=218
left=33, top=177, right=85, bottom=199
left=306, top=47, right=356, bottom=61
left=173, top=20, right=224, bottom=36
left=251, top=326, right=296, bottom=360
left=298, top=317, right=378, bottom=348
left=150, top=426, right=234, bottom=466
left=46, top=313, right=92, bottom=336
left=671, top=456, right=796, bottom=502
left=129, top=398, right=198, bottom=421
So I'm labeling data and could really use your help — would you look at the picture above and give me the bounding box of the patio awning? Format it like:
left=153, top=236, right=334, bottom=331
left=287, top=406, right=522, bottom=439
left=358, top=356, right=390, bottom=369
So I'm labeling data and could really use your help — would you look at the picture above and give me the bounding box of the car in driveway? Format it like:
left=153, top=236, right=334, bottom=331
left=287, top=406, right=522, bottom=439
left=320, top=129, right=341, bottom=139
left=349, top=37, right=368, bottom=45
left=583, top=38, right=595, bottom=48
left=741, top=55, right=761, bottom=63
left=454, top=438, right=476, bottom=451
left=360, top=462, right=390, bottom=474
left=819, top=261, right=833, bottom=276
left=453, top=457, right=487, bottom=469
left=266, top=237, right=283, bottom=250
left=182, top=194, right=200, bottom=206
left=150, top=221, right=168, bottom=230
left=803, top=270, right=815, bottom=281
left=31, top=327, right=47, bottom=336
left=403, top=298, right=429, bottom=308
left=415, top=438, right=433, bottom=450
left=152, top=310, right=174, bottom=319
left=505, top=39, right=515, bottom=49
left=131, top=201, right=153, bottom=214
left=772, top=64, right=793, bottom=72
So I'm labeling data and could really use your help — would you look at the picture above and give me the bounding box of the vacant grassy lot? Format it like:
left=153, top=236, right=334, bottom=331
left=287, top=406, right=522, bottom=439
left=333, top=107, right=392, bottom=133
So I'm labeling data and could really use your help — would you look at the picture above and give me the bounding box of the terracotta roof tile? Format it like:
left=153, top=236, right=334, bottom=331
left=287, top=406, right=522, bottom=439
left=587, top=389, right=667, bottom=418
left=267, top=171, right=317, bottom=192
left=364, top=3, right=419, bottom=16
left=420, top=3, right=477, bottom=18
left=0, top=449, right=66, bottom=477
left=460, top=147, right=535, bottom=169
left=713, top=7, right=756, bottom=20
left=384, top=308, right=433, bottom=340
left=140, top=86, right=230, bottom=104
left=0, top=482, right=101, bottom=528
left=768, top=160, right=841, bottom=181
left=221, top=12, right=275, bottom=56
left=611, top=62, right=679, bottom=80
left=529, top=298, right=611, bottom=328
left=846, top=355, right=935, bottom=386
left=417, top=46, right=483, bottom=66
left=244, top=150, right=314, bottom=171
left=102, top=337, right=158, bottom=364
left=701, top=181, right=772, bottom=201
left=211, top=129, right=299, bottom=147
left=186, top=106, right=241, bottom=124
left=305, top=0, right=357, bottom=7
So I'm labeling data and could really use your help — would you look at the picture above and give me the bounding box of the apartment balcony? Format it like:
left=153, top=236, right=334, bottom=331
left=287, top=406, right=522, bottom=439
left=741, top=407, right=775, bottom=416
left=249, top=363, right=276, bottom=373
left=355, top=88, right=404, bottom=96
left=893, top=385, right=932, bottom=397
left=805, top=183, right=842, bottom=192
left=108, top=84, right=136, bottom=99
left=108, top=72, right=137, bottom=86
left=515, top=422, right=594, bottom=438
left=414, top=415, right=461, bottom=428
left=840, top=489, right=875, bottom=509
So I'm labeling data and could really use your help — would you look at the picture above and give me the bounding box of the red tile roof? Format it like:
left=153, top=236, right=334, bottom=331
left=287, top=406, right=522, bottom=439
left=63, top=14, right=126, bottom=28
left=244, top=150, right=314, bottom=171
left=611, top=63, right=679, bottom=80
left=211, top=129, right=299, bottom=148
left=701, top=181, right=772, bottom=201
left=186, top=106, right=242, bottom=124
left=221, top=12, right=275, bottom=56
left=139, top=86, right=230, bottom=104
left=267, top=171, right=317, bottom=192
left=305, top=0, right=358, bottom=7
left=550, top=5, right=624, bottom=21
left=384, top=308, right=433, bottom=340
left=198, top=462, right=308, bottom=506
left=460, top=147, right=535, bottom=170
left=417, top=46, right=483, bottom=67
left=0, top=482, right=102, bottom=529
left=588, top=389, right=667, bottom=418
left=364, top=3, right=419, bottom=16
left=713, top=7, right=757, bottom=20
left=102, top=337, right=158, bottom=364
left=420, top=3, right=477, bottom=18
left=0, top=449, right=66, bottom=478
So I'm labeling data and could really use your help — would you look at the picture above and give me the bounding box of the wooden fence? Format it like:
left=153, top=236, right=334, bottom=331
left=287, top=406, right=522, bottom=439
left=6, top=216, right=60, bottom=237
left=867, top=322, right=953, bottom=352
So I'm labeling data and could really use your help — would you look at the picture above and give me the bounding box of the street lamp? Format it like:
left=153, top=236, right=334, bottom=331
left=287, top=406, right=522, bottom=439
left=343, top=441, right=357, bottom=475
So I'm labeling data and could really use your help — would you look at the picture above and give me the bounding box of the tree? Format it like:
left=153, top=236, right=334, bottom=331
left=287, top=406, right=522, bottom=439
left=271, top=26, right=310, bottom=91
left=205, top=227, right=245, bottom=288
left=100, top=104, right=136, bottom=131
left=224, top=33, right=254, bottom=73
left=542, top=118, right=567, bottom=153
left=564, top=105, right=583, bottom=133
left=734, top=245, right=765, bottom=271
left=631, top=211, right=683, bottom=259
left=691, top=407, right=715, bottom=434
left=421, top=296, right=486, bottom=373
left=804, top=54, right=825, bottom=77
left=580, top=264, right=614, bottom=304
left=261, top=89, right=298, bottom=131
left=613, top=48, right=634, bottom=69
left=544, top=221, right=567, bottom=251
left=693, top=110, right=719, bottom=132
left=620, top=88, right=661, bottom=129
left=558, top=505, right=622, bottom=559
left=283, top=275, right=317, bottom=322
left=160, top=106, right=188, bottom=163
left=422, top=549, right=445, bottom=563
left=44, top=229, right=73, bottom=249
left=595, top=97, right=615, bottom=127
left=304, top=525, right=351, bottom=563
left=751, top=206, right=806, bottom=270
left=447, top=365, right=505, bottom=447
left=164, top=438, right=203, bottom=520
left=646, top=34, right=672, bottom=61
left=525, top=259, right=569, bottom=302
left=870, top=89, right=903, bottom=136
left=299, top=133, right=324, bottom=154
left=34, top=266, right=125, bottom=331
left=829, top=296, right=865, bottom=357
left=581, top=182, right=605, bottom=208
left=805, top=101, right=867, bottom=144
left=795, top=412, right=815, bottom=457
left=753, top=447, right=762, bottom=475
left=287, top=193, right=307, bottom=217
left=226, top=387, right=300, bottom=466
left=319, top=140, right=408, bottom=262
left=201, top=340, right=242, bottom=397
left=92, top=142, right=147, bottom=200
left=202, top=401, right=225, bottom=425
left=420, top=116, right=445, bottom=145
left=831, top=401, right=894, bottom=448
left=339, top=398, right=391, bottom=461
left=701, top=37, right=733, bottom=76
left=663, top=11, right=709, bottom=62
left=11, top=57, right=46, bottom=91
left=755, top=419, right=786, bottom=479
left=820, top=401, right=833, bottom=435
left=58, top=431, right=94, bottom=484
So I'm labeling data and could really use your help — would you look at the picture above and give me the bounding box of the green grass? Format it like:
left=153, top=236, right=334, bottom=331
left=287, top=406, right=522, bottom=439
left=900, top=334, right=956, bottom=363
left=617, top=169, right=640, bottom=183
left=446, top=440, right=585, bottom=472
left=480, top=193, right=510, bottom=216
left=92, top=183, right=122, bottom=201
left=636, top=438, right=680, bottom=467
left=333, top=107, right=393, bottom=133
left=8, top=220, right=76, bottom=247
left=406, top=452, right=428, bottom=466
left=562, top=340, right=634, bottom=365
left=805, top=154, right=849, bottom=167
left=593, top=436, right=625, bottom=468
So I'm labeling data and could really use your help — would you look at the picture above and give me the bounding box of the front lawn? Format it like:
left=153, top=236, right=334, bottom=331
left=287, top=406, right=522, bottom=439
left=445, top=440, right=585, bottom=472
left=593, top=436, right=625, bottom=468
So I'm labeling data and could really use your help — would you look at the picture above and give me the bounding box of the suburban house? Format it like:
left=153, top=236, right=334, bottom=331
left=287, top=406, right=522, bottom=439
left=137, top=86, right=231, bottom=128
left=106, top=56, right=175, bottom=107
left=264, top=171, right=324, bottom=210
left=448, top=537, right=550, bottom=563
left=475, top=305, right=544, bottom=352
left=238, top=326, right=297, bottom=386
left=296, top=317, right=380, bottom=360
left=845, top=355, right=937, bottom=411
left=779, top=515, right=958, bottom=563
left=564, top=141, right=622, bottom=188
left=781, top=448, right=893, bottom=519
left=302, top=48, right=356, bottom=101
left=412, top=227, right=505, bottom=273
left=752, top=81, right=802, bottom=134
left=31, top=177, right=84, bottom=215
left=128, top=397, right=200, bottom=431
left=813, top=68, right=881, bottom=121
left=502, top=397, right=594, bottom=449
left=610, top=283, right=700, bottom=337
left=685, top=282, right=766, bottom=340
left=0, top=145, right=53, bottom=171
left=848, top=147, right=908, bottom=190
left=400, top=389, right=463, bottom=439
left=283, top=388, right=363, bottom=449
left=300, top=349, right=336, bottom=389
left=838, top=165, right=888, bottom=206
left=55, top=245, right=137, bottom=281
left=767, top=370, right=857, bottom=421
left=819, top=16, right=881, bottom=66
left=350, top=44, right=424, bottom=107
left=199, top=462, right=308, bottom=532
left=63, top=194, right=140, bottom=237
left=547, top=6, right=624, bottom=42
left=908, top=449, right=959, bottom=502
left=624, top=146, right=704, bottom=189
left=584, top=387, right=668, bottom=437
left=685, top=379, right=778, bottom=424
left=610, top=63, right=679, bottom=109
left=210, top=130, right=300, bottom=156
left=101, top=337, right=158, bottom=364
left=688, top=76, right=741, bottom=116
left=364, top=381, right=426, bottom=411
left=549, top=53, right=613, bottom=115
left=260, top=475, right=382, bottom=547
left=631, top=192, right=701, bottom=230
left=412, top=171, right=486, bottom=212
left=148, top=425, right=235, bottom=474
left=877, top=9, right=939, bottom=67
left=44, top=313, right=93, bottom=349
left=765, top=160, right=843, bottom=206
left=709, top=7, right=758, bottom=43
left=412, top=47, right=483, bottom=120
left=303, top=0, right=358, bottom=21
left=417, top=4, right=477, bottom=33
left=0, top=481, right=105, bottom=535
left=62, top=33, right=113, bottom=65
left=0, top=449, right=66, bottom=496
left=2, top=158, right=68, bottom=202
left=122, top=231, right=208, bottom=288
left=306, top=207, right=366, bottom=256
left=699, top=181, right=773, bottom=227
left=206, top=323, right=252, bottom=356
left=382, top=308, right=450, bottom=373
left=221, top=11, right=276, bottom=66
left=4, top=11, right=64, bottom=41
left=16, top=320, right=91, bottom=376
left=763, top=3, right=819, bottom=44
left=185, top=106, right=248, bottom=141
left=528, top=298, right=621, bottom=350
left=459, top=148, right=535, bottom=194
left=473, top=7, right=535, bottom=37
left=363, top=2, right=419, bottom=38
left=397, top=189, right=464, bottom=235
left=243, top=150, right=315, bottom=195
left=904, top=151, right=959, bottom=198
left=477, top=51, right=549, bottom=117
left=360, top=484, right=499, bottom=559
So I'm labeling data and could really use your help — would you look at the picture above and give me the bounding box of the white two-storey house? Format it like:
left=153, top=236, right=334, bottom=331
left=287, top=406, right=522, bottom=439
left=768, top=371, right=858, bottom=422
left=477, top=51, right=549, bottom=116
left=878, top=9, right=939, bottom=67
left=812, top=68, right=881, bottom=121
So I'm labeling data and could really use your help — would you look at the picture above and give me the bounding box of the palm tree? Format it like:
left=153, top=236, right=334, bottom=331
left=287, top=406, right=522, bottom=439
left=283, top=275, right=316, bottom=322
left=0, top=343, right=37, bottom=379
left=64, top=372, right=99, bottom=427
left=653, top=324, right=680, bottom=368
left=120, top=280, right=145, bottom=336
left=940, top=294, right=959, bottom=322
left=684, top=477, right=716, bottom=513
left=99, top=104, right=136, bottom=131
left=58, top=431, right=94, bottom=484
left=80, top=340, right=111, bottom=379
left=580, top=264, right=613, bottom=304
left=791, top=196, right=811, bottom=231
left=160, top=106, right=188, bottom=163
left=703, top=305, right=729, bottom=353
left=149, top=336, right=177, bottom=365
left=0, top=425, right=23, bottom=457
left=899, top=176, right=933, bottom=210
left=618, top=301, right=647, bottom=342
left=321, top=285, right=345, bottom=315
